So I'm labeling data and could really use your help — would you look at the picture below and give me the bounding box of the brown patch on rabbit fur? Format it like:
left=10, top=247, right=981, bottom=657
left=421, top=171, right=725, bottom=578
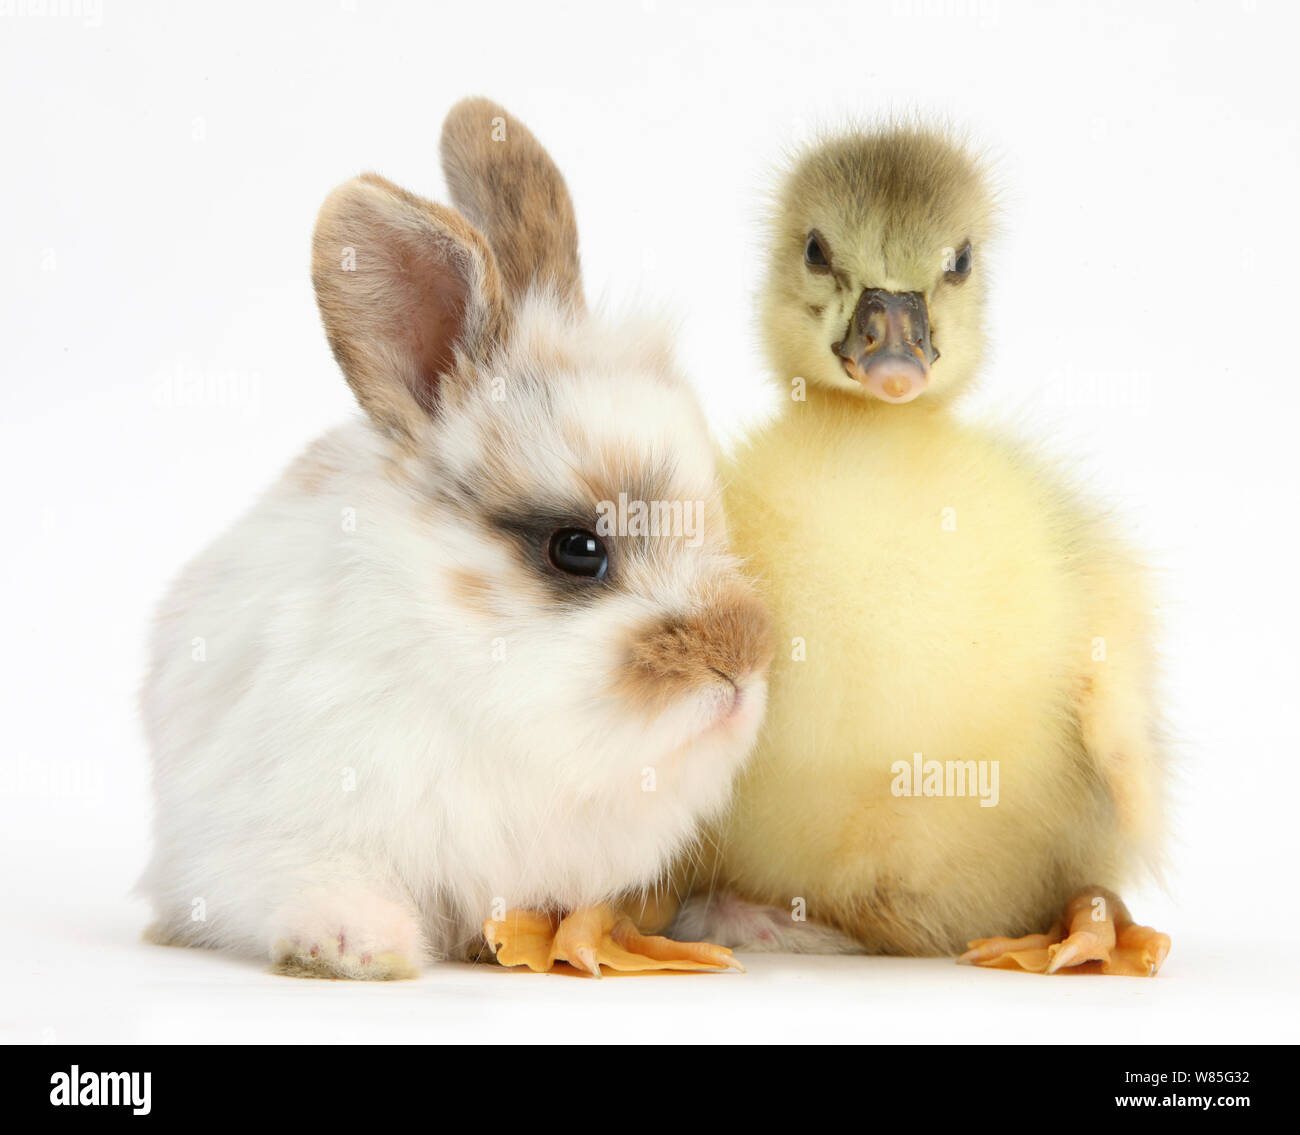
left=441, top=97, right=585, bottom=314
left=617, top=584, right=773, bottom=715
left=445, top=563, right=545, bottom=618
left=447, top=569, right=500, bottom=617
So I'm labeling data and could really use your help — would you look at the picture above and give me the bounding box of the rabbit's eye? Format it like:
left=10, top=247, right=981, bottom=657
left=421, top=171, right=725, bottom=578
left=804, top=231, right=831, bottom=272
left=548, top=528, right=608, bottom=579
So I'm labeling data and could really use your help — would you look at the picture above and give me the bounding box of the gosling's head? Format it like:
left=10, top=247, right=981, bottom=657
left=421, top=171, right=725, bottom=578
left=762, top=124, right=995, bottom=405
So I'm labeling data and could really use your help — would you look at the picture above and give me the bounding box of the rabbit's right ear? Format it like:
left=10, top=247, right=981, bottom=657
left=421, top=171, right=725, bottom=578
left=311, top=173, right=511, bottom=443
left=440, top=98, right=585, bottom=314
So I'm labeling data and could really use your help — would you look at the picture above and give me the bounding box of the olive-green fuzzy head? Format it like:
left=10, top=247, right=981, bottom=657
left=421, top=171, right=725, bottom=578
left=763, top=124, right=996, bottom=405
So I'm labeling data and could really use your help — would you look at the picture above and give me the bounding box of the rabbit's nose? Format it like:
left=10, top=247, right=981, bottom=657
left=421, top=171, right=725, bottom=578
left=614, top=585, right=773, bottom=715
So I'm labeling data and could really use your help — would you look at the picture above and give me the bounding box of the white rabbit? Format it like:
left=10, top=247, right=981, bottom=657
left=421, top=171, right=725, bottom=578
left=139, top=98, right=772, bottom=980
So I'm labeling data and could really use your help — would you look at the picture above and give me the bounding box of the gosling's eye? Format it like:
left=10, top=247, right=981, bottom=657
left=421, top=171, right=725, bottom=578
left=804, top=231, right=831, bottom=272
left=946, top=242, right=973, bottom=280
left=547, top=528, right=608, bottom=579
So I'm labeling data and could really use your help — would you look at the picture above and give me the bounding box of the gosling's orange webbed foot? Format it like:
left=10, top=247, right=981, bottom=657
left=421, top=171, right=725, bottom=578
left=482, top=903, right=743, bottom=977
left=959, top=887, right=1170, bottom=976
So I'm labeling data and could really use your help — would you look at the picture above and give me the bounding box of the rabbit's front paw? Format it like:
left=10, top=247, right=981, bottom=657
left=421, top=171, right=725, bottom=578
left=269, top=889, right=422, bottom=981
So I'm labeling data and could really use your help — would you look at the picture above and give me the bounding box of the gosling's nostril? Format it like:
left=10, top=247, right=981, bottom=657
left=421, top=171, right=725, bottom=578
left=842, top=288, right=934, bottom=368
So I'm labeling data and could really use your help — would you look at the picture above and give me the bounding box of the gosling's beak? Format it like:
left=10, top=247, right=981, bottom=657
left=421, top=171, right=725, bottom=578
left=834, top=289, right=937, bottom=404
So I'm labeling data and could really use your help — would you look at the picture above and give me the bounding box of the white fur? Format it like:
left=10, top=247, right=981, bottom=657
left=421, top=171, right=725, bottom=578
left=140, top=292, right=767, bottom=972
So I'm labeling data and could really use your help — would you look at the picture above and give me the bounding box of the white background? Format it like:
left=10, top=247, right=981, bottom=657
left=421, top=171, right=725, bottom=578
left=1, top=0, right=1297, bottom=1044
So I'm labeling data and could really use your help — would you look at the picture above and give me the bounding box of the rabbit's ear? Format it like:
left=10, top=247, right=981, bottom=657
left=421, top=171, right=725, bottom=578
left=311, top=173, right=511, bottom=442
left=440, top=97, right=585, bottom=314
